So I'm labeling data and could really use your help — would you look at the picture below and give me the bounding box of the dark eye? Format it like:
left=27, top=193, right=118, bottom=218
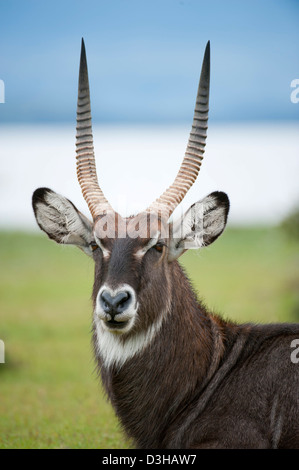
left=154, top=242, right=165, bottom=253
left=90, top=242, right=98, bottom=252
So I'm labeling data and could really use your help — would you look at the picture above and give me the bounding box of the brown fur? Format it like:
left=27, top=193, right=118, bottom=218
left=91, top=234, right=299, bottom=449
left=32, top=188, right=299, bottom=448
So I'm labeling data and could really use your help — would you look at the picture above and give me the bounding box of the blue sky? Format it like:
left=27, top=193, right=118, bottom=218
left=0, top=0, right=298, bottom=123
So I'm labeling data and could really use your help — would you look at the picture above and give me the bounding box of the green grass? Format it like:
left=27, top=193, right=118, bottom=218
left=0, top=227, right=299, bottom=448
left=181, top=227, right=299, bottom=324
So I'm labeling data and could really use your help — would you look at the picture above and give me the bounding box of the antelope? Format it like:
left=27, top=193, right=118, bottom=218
left=32, top=39, right=299, bottom=449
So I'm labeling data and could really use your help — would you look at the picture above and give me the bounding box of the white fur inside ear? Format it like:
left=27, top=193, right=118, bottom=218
left=168, top=193, right=228, bottom=261
left=203, top=204, right=227, bottom=242
left=168, top=203, right=204, bottom=260
left=35, top=190, right=93, bottom=256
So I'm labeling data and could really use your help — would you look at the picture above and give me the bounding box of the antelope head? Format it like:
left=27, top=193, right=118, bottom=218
left=32, top=39, right=229, bottom=339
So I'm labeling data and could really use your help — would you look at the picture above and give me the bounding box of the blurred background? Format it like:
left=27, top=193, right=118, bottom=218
left=0, top=0, right=299, bottom=449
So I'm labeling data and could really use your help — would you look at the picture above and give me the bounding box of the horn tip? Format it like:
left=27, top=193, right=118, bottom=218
left=79, top=38, right=88, bottom=83
left=80, top=38, right=86, bottom=59
left=204, top=40, right=210, bottom=63
left=200, top=40, right=210, bottom=83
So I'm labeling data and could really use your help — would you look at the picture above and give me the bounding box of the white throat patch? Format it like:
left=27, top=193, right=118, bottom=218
left=94, top=313, right=165, bottom=369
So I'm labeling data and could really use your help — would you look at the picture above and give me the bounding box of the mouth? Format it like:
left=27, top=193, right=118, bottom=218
left=105, top=319, right=129, bottom=331
left=98, top=315, right=135, bottom=334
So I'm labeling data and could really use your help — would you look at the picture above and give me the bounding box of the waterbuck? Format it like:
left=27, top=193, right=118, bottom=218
left=32, top=39, right=299, bottom=449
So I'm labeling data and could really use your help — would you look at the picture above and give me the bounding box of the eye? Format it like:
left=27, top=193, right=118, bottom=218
left=93, top=235, right=111, bottom=258
left=154, top=242, right=165, bottom=253
left=90, top=242, right=98, bottom=252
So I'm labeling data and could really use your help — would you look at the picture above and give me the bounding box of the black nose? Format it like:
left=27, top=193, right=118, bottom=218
left=100, top=290, right=131, bottom=319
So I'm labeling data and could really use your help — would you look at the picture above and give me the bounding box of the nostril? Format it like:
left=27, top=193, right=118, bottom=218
left=99, top=290, right=132, bottom=316
left=100, top=291, right=114, bottom=313
left=113, top=291, right=131, bottom=313
left=116, top=291, right=130, bottom=307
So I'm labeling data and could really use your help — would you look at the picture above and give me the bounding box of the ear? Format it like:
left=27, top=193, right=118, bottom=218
left=168, top=191, right=229, bottom=261
left=32, top=187, right=94, bottom=257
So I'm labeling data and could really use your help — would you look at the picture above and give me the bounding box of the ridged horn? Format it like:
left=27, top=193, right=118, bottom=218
left=76, top=38, right=113, bottom=219
left=147, top=41, right=210, bottom=218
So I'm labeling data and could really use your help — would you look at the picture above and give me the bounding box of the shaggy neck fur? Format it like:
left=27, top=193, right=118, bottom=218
left=93, top=261, right=234, bottom=448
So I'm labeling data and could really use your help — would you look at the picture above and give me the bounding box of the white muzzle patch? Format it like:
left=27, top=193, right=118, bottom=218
left=95, top=283, right=138, bottom=334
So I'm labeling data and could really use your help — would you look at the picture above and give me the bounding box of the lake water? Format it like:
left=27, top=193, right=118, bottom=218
left=0, top=122, right=298, bottom=229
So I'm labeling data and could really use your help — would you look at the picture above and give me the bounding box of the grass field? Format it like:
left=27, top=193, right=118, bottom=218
left=0, top=227, right=299, bottom=449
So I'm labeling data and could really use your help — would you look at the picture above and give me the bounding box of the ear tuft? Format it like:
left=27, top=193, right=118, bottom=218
left=209, top=191, right=230, bottom=209
left=32, top=187, right=52, bottom=203
left=32, top=187, right=56, bottom=220
left=32, top=187, right=64, bottom=240
left=203, top=191, right=229, bottom=245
